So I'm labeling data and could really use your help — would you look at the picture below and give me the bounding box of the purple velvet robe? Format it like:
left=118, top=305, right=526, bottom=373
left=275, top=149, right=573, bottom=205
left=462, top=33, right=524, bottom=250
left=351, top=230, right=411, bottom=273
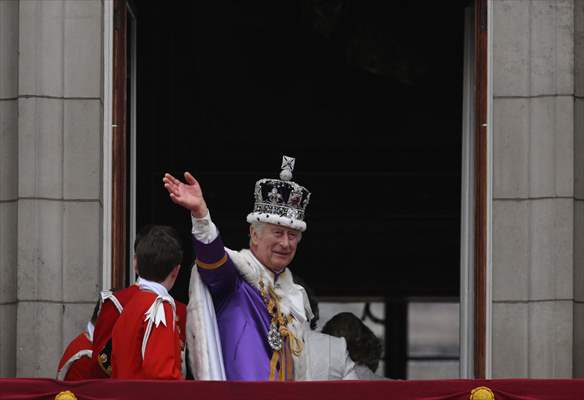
left=193, top=234, right=272, bottom=380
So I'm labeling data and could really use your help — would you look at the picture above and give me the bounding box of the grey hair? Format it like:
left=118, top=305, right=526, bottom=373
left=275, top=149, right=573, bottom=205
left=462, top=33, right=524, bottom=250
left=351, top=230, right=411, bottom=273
left=249, top=222, right=267, bottom=247
left=250, top=221, right=268, bottom=234
left=248, top=221, right=302, bottom=247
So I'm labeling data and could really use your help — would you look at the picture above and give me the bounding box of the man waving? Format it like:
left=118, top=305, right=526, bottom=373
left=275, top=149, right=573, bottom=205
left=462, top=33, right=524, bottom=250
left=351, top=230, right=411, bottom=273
left=163, top=156, right=314, bottom=381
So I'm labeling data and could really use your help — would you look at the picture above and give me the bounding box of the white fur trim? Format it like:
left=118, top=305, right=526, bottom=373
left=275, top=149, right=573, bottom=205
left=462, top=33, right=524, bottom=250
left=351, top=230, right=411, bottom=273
left=186, top=266, right=226, bottom=380
left=224, top=247, right=312, bottom=380
left=246, top=212, right=307, bottom=232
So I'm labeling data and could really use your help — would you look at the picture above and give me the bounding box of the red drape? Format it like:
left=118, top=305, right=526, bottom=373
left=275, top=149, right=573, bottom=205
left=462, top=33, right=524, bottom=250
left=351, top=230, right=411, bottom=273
left=0, top=378, right=583, bottom=400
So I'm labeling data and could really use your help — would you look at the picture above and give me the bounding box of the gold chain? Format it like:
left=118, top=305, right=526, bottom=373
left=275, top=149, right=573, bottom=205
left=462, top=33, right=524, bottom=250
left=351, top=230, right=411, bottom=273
left=259, top=280, right=303, bottom=356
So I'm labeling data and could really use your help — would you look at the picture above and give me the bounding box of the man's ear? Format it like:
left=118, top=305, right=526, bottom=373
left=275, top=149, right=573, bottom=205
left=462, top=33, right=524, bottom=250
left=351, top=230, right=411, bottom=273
left=250, top=225, right=258, bottom=245
left=172, top=264, right=181, bottom=279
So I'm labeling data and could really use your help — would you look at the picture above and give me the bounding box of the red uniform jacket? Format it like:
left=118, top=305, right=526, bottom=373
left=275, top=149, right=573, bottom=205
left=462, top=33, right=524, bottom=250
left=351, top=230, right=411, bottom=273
left=92, top=285, right=186, bottom=377
left=92, top=285, right=140, bottom=377
left=57, top=331, right=98, bottom=381
left=111, top=290, right=183, bottom=380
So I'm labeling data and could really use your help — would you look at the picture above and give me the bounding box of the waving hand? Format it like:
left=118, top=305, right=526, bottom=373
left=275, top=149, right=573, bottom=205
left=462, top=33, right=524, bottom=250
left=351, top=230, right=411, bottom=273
left=163, top=172, right=208, bottom=218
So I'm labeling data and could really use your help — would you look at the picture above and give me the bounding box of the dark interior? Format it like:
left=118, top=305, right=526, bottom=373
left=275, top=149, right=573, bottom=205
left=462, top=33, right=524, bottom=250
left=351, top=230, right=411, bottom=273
left=135, top=0, right=469, bottom=308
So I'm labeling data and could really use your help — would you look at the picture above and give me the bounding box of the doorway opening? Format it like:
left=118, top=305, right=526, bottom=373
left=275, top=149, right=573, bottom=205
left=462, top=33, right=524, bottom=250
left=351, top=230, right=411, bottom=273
left=131, top=0, right=474, bottom=379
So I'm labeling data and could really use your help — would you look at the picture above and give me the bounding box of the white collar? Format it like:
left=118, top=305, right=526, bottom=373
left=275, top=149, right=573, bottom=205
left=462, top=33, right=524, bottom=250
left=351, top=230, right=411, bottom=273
left=137, top=276, right=171, bottom=298
left=86, top=321, right=95, bottom=342
left=137, top=277, right=177, bottom=361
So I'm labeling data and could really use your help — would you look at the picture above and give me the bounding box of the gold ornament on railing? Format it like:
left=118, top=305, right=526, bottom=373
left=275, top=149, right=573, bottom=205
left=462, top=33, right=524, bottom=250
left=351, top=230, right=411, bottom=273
left=55, top=390, right=78, bottom=400
left=470, top=386, right=494, bottom=400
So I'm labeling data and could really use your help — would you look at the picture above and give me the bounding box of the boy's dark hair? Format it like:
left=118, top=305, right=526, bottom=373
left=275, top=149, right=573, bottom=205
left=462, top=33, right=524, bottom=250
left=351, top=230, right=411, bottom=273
left=322, top=312, right=383, bottom=372
left=132, top=224, right=156, bottom=276
left=136, top=225, right=183, bottom=283
left=135, top=224, right=155, bottom=251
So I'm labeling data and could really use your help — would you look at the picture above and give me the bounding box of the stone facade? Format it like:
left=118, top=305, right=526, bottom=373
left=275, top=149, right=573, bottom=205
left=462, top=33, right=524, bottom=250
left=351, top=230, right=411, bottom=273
left=0, top=0, right=583, bottom=379
left=574, top=0, right=584, bottom=379
left=0, top=0, right=103, bottom=377
left=491, top=0, right=578, bottom=377
left=0, top=0, right=19, bottom=379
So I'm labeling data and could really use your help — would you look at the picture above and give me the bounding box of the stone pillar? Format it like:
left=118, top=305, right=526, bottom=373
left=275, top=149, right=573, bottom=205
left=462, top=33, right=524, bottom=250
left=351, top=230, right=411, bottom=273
left=0, top=0, right=19, bottom=378
left=16, top=0, right=103, bottom=377
left=491, top=0, right=574, bottom=377
left=574, top=0, right=584, bottom=378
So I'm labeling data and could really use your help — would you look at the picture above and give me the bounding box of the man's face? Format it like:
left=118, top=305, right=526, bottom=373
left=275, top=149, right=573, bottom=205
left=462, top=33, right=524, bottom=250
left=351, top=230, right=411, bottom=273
left=250, top=223, right=301, bottom=273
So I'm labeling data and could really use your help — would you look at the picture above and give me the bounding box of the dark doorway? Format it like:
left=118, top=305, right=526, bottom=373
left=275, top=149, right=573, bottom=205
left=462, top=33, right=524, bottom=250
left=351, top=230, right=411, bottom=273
left=135, top=0, right=469, bottom=378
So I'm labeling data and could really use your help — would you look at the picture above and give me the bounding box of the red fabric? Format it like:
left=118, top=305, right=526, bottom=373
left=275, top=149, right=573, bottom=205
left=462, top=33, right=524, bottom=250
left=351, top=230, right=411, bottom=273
left=56, top=332, right=99, bottom=381
left=175, top=300, right=186, bottom=346
left=91, top=285, right=140, bottom=378
left=1, top=378, right=583, bottom=400
left=92, top=286, right=187, bottom=379
left=111, top=291, right=183, bottom=380
left=92, top=286, right=140, bottom=356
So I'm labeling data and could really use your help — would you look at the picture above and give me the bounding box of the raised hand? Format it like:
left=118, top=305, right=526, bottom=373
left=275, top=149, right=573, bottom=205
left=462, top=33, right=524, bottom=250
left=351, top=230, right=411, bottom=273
left=163, top=172, right=208, bottom=218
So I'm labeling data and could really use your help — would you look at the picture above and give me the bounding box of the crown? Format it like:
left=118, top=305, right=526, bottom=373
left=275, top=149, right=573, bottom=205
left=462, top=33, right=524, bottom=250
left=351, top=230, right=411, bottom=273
left=246, top=156, right=311, bottom=232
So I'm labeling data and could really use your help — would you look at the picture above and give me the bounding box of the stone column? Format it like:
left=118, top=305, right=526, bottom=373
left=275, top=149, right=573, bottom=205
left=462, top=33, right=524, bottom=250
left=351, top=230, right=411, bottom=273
left=491, top=0, right=574, bottom=377
left=16, top=0, right=103, bottom=377
left=0, top=0, right=19, bottom=378
left=574, top=0, right=584, bottom=378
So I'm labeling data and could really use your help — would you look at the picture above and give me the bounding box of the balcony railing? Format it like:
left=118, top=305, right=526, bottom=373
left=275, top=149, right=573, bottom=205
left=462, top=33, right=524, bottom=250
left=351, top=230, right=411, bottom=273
left=1, top=378, right=583, bottom=400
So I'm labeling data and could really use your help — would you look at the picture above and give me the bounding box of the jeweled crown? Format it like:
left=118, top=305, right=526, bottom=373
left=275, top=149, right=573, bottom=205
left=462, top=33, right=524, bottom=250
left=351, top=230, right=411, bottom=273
left=246, top=156, right=311, bottom=232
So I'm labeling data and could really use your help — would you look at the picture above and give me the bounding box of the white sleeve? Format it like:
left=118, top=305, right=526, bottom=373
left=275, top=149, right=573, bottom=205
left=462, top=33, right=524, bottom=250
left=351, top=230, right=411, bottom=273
left=342, top=358, right=359, bottom=380
left=339, top=337, right=358, bottom=380
left=191, top=211, right=219, bottom=244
